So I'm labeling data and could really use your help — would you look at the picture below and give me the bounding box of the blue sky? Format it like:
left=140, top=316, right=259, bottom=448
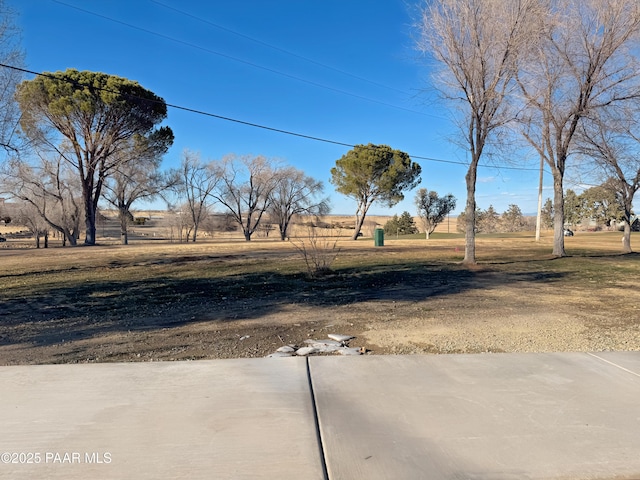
left=14, top=0, right=551, bottom=216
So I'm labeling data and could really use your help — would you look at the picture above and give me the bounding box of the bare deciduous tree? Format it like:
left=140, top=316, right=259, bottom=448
left=0, top=154, right=81, bottom=245
left=577, top=109, right=640, bottom=253
left=212, top=155, right=281, bottom=241
left=103, top=138, right=175, bottom=245
left=160, top=207, right=192, bottom=243
left=0, top=1, right=25, bottom=154
left=417, top=0, right=543, bottom=263
left=13, top=201, right=50, bottom=248
left=269, top=167, right=329, bottom=241
left=517, top=0, right=640, bottom=256
left=173, top=150, right=218, bottom=242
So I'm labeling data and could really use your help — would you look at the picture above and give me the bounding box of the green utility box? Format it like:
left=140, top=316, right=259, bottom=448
left=374, top=228, right=384, bottom=247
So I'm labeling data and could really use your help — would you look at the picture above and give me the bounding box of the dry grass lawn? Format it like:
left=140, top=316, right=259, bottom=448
left=1, top=229, right=639, bottom=364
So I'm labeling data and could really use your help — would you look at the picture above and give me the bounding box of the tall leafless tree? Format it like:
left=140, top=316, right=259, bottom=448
left=102, top=137, right=175, bottom=245
left=0, top=153, right=82, bottom=245
left=268, top=167, right=329, bottom=241
left=173, top=150, right=218, bottom=242
left=0, top=1, right=25, bottom=155
left=517, top=0, right=640, bottom=256
left=14, top=201, right=50, bottom=248
left=211, top=154, right=281, bottom=241
left=577, top=108, right=640, bottom=253
left=417, top=0, right=544, bottom=264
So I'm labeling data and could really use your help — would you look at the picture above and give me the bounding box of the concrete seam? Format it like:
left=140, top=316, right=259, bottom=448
left=587, top=352, right=640, bottom=379
left=306, top=357, right=330, bottom=480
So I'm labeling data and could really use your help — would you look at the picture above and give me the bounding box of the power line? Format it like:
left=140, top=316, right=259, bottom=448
left=52, top=0, right=436, bottom=119
left=1, top=63, right=541, bottom=172
left=150, top=0, right=412, bottom=97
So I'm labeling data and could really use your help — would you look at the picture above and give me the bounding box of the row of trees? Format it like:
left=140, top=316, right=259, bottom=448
left=458, top=205, right=532, bottom=234
left=0, top=5, right=425, bottom=248
left=385, top=203, right=529, bottom=237
left=0, top=64, right=427, bottom=248
left=0, top=1, right=330, bottom=246
left=0, top=47, right=328, bottom=245
left=456, top=184, right=639, bottom=235
left=384, top=183, right=638, bottom=237
left=171, top=151, right=328, bottom=243
left=1, top=146, right=329, bottom=246
left=545, top=184, right=639, bottom=231
left=388, top=184, right=639, bottom=236
left=419, top=0, right=640, bottom=259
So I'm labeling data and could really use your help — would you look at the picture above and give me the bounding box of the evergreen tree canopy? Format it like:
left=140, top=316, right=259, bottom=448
left=330, top=143, right=421, bottom=240
left=16, top=69, right=173, bottom=245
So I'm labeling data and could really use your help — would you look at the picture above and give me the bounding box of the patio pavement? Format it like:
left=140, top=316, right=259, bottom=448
left=1, top=352, right=640, bottom=479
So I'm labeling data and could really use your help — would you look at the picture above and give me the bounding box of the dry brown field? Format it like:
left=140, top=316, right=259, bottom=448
left=1, top=223, right=639, bottom=365
left=0, top=213, right=458, bottom=241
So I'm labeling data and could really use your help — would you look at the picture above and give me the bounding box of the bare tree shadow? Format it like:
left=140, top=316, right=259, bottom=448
left=0, top=257, right=571, bottom=349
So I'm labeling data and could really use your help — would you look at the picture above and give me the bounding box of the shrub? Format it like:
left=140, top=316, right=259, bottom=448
left=290, top=224, right=341, bottom=278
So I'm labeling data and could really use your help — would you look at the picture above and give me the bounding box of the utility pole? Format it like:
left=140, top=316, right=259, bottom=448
left=535, top=155, right=544, bottom=241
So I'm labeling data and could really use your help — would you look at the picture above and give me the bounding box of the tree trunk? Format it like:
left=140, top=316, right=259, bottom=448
left=463, top=166, right=477, bottom=264
left=66, top=230, right=77, bottom=246
left=622, top=221, right=632, bottom=253
left=35, top=234, right=40, bottom=249
left=279, top=219, right=289, bottom=241
left=552, top=169, right=566, bottom=257
left=244, top=231, right=252, bottom=241
left=44, top=232, right=48, bottom=248
left=192, top=226, right=198, bottom=242
left=352, top=212, right=367, bottom=240
left=84, top=199, right=97, bottom=245
left=119, top=211, right=129, bottom=245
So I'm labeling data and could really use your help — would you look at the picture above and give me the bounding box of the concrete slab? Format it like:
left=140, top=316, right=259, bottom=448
left=0, top=358, right=324, bottom=480
left=310, top=353, right=640, bottom=480
left=589, top=351, right=640, bottom=378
